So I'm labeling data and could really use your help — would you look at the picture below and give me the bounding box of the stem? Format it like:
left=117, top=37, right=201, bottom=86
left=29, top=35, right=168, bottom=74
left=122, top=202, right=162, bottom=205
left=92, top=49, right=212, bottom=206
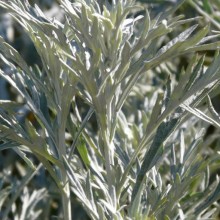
left=60, top=169, right=72, bottom=220
left=57, top=106, right=72, bottom=220
left=100, top=118, right=116, bottom=206
left=95, top=95, right=117, bottom=214
left=59, top=153, right=72, bottom=220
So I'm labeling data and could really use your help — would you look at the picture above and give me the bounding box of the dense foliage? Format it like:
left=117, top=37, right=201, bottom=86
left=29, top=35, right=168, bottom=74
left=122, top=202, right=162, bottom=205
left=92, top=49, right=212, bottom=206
left=0, top=0, right=220, bottom=219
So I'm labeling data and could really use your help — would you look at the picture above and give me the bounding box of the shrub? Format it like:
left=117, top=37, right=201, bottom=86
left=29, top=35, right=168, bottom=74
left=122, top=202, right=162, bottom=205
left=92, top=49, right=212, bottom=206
left=0, top=0, right=220, bottom=219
